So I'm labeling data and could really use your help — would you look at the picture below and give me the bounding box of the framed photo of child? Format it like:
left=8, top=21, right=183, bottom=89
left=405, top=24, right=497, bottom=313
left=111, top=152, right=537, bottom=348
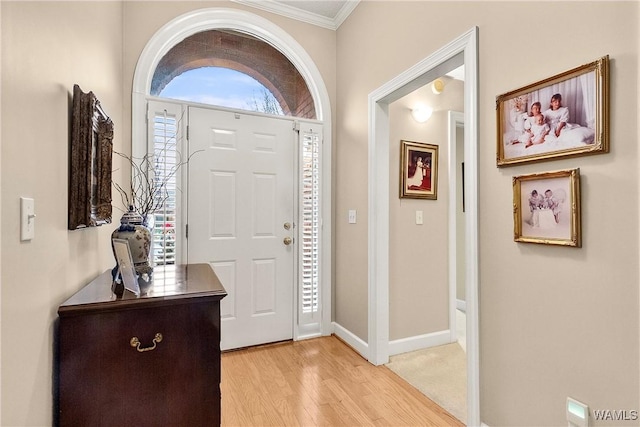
left=513, top=168, right=581, bottom=247
left=400, top=140, right=438, bottom=200
left=496, top=56, right=609, bottom=167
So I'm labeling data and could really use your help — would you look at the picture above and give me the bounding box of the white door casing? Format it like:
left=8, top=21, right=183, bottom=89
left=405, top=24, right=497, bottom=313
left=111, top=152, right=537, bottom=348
left=187, top=106, right=295, bottom=350
left=368, top=27, right=480, bottom=426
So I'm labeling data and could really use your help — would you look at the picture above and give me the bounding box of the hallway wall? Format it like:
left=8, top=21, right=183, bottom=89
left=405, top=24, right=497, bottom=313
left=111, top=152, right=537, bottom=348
left=1, top=2, right=124, bottom=425
left=1, top=2, right=336, bottom=424
left=388, top=80, right=464, bottom=341
left=0, top=1, right=638, bottom=425
left=335, top=2, right=639, bottom=425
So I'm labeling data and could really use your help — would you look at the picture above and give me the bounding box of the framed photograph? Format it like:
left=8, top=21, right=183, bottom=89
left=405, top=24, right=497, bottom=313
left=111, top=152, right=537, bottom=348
left=513, top=168, right=581, bottom=247
left=496, top=56, right=609, bottom=167
left=400, top=140, right=438, bottom=199
left=112, top=238, right=141, bottom=296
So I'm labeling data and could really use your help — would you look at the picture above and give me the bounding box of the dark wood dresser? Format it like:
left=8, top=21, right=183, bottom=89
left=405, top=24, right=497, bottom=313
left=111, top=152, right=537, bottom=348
left=57, top=263, right=226, bottom=426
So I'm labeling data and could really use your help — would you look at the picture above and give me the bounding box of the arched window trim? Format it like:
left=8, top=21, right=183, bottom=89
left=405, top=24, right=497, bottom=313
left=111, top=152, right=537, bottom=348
left=132, top=8, right=326, bottom=120
left=131, top=7, right=333, bottom=339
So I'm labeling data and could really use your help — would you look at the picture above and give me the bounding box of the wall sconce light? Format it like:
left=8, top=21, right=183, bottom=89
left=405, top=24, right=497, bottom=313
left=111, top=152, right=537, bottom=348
left=411, top=105, right=433, bottom=123
left=432, top=78, right=445, bottom=95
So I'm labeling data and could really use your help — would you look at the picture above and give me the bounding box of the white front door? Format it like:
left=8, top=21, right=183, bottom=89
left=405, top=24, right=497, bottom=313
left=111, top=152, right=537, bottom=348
left=187, top=106, right=295, bottom=350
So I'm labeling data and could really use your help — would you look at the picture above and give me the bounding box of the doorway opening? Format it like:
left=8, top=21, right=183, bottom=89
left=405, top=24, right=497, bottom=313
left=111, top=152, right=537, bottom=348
left=367, top=27, right=480, bottom=425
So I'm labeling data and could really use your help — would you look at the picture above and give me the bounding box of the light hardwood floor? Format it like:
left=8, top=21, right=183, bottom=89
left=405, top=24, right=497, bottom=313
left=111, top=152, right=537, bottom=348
left=221, top=336, right=464, bottom=426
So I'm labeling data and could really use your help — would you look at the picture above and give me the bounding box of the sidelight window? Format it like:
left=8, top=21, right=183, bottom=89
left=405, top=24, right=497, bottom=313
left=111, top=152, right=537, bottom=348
left=299, top=124, right=322, bottom=324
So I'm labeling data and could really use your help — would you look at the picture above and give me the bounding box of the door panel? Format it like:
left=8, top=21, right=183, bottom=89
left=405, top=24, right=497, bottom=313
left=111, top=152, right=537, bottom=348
left=188, top=107, right=295, bottom=350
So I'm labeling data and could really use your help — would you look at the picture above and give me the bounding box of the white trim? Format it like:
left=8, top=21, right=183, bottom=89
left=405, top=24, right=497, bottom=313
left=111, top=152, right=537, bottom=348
left=333, top=1, right=360, bottom=29
left=132, top=8, right=328, bottom=120
left=297, top=323, right=322, bottom=341
left=368, top=27, right=480, bottom=427
left=388, top=330, right=451, bottom=357
left=230, top=0, right=360, bottom=30
left=367, top=99, right=390, bottom=366
left=463, top=27, right=481, bottom=427
left=131, top=7, right=333, bottom=340
left=457, top=299, right=467, bottom=312
left=448, top=110, right=464, bottom=343
left=332, top=322, right=369, bottom=359
left=0, top=3, right=3, bottom=416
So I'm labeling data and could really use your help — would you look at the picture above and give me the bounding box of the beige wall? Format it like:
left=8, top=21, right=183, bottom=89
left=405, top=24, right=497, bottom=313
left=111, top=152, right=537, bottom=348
left=336, top=1, right=638, bottom=425
left=388, top=80, right=464, bottom=340
left=1, top=2, right=124, bottom=425
left=1, top=2, right=336, bottom=424
left=1, top=1, right=638, bottom=425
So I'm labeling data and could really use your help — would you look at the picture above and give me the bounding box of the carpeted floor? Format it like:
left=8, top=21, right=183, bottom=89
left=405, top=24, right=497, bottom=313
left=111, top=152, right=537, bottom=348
left=386, top=310, right=467, bottom=424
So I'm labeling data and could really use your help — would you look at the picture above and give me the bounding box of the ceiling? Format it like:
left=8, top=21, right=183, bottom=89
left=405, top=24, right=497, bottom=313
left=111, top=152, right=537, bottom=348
left=231, top=0, right=360, bottom=30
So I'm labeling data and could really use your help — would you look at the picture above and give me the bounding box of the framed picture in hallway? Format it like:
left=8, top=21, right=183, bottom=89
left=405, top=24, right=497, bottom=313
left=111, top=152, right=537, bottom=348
left=513, top=168, right=581, bottom=247
left=400, top=140, right=438, bottom=200
left=496, top=55, right=609, bottom=167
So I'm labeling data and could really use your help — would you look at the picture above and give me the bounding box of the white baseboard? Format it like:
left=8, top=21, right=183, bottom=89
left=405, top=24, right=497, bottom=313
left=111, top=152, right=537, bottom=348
left=332, top=322, right=369, bottom=359
left=388, top=329, right=451, bottom=357
left=457, top=299, right=467, bottom=312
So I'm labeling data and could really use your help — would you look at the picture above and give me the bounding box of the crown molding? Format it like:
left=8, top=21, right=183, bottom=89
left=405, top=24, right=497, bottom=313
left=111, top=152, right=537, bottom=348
left=333, top=1, right=360, bottom=28
left=231, top=0, right=359, bottom=30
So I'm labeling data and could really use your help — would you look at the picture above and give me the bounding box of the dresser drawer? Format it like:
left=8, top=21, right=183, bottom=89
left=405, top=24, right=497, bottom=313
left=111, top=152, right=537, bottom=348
left=59, top=300, right=221, bottom=426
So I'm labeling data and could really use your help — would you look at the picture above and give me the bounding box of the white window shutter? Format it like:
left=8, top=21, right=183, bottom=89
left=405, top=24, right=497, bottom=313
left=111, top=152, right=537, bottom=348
left=299, top=124, right=322, bottom=324
left=147, top=101, right=186, bottom=267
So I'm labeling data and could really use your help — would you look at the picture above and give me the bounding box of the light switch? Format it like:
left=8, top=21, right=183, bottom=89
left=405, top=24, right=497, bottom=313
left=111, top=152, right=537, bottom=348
left=416, top=210, right=423, bottom=225
left=348, top=210, right=357, bottom=224
left=20, top=197, right=35, bottom=241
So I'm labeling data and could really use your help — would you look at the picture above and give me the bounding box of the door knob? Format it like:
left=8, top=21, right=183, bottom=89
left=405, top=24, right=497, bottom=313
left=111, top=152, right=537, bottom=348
left=283, top=236, right=293, bottom=246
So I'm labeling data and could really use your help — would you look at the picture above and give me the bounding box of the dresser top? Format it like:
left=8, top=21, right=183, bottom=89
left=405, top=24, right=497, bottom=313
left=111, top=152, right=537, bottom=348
left=58, top=263, right=227, bottom=316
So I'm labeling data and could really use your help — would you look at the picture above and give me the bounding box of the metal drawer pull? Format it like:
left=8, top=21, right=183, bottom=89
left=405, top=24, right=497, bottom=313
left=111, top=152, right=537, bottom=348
left=130, top=333, right=163, bottom=352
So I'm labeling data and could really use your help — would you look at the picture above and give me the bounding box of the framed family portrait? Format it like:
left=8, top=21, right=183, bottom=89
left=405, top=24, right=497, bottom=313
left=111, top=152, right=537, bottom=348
left=496, top=55, right=609, bottom=167
left=513, top=168, right=581, bottom=247
left=400, top=140, right=438, bottom=199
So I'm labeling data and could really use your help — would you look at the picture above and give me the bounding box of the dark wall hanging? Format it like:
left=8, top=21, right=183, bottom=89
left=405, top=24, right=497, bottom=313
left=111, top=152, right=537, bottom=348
left=68, top=84, right=113, bottom=230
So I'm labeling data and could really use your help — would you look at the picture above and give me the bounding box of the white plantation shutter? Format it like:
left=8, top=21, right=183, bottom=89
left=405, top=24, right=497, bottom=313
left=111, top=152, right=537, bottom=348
left=147, top=101, right=186, bottom=267
left=299, top=123, right=322, bottom=325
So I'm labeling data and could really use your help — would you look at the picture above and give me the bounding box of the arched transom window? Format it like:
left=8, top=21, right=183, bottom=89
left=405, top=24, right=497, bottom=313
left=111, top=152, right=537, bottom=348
left=151, top=29, right=316, bottom=119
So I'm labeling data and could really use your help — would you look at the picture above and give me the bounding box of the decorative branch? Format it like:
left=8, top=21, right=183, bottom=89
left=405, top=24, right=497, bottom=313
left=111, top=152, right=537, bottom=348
left=112, top=108, right=200, bottom=222
left=112, top=149, right=199, bottom=221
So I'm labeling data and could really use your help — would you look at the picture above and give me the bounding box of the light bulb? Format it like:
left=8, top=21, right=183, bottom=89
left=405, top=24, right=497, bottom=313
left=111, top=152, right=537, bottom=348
left=411, top=106, right=433, bottom=123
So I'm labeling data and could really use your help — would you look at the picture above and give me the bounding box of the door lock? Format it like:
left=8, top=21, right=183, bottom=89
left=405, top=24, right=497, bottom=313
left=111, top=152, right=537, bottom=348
left=283, top=222, right=291, bottom=230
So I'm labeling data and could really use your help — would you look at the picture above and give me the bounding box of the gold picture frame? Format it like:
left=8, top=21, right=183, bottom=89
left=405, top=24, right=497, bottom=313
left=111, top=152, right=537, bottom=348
left=400, top=140, right=438, bottom=200
left=513, top=168, right=581, bottom=247
left=496, top=56, right=609, bottom=167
